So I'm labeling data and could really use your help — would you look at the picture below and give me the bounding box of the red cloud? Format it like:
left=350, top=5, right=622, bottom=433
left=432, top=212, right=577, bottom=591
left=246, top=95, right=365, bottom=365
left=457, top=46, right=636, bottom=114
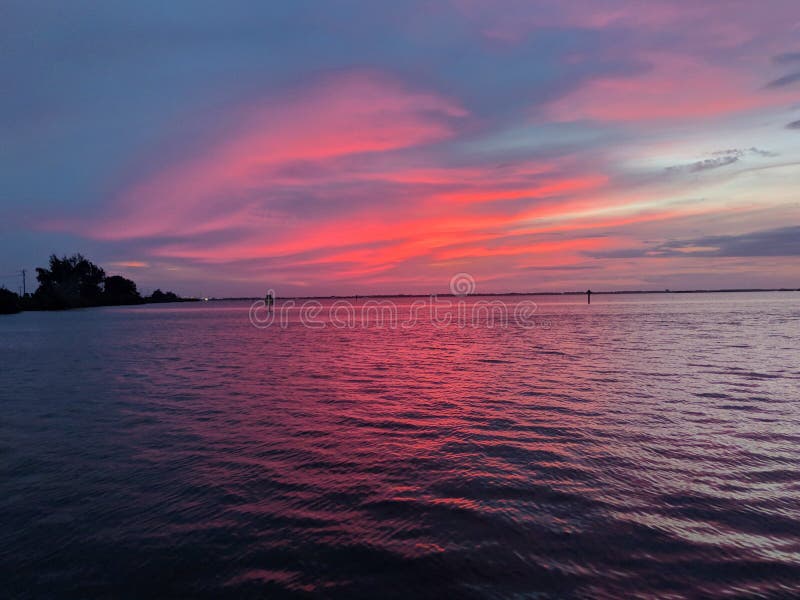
left=71, top=72, right=467, bottom=242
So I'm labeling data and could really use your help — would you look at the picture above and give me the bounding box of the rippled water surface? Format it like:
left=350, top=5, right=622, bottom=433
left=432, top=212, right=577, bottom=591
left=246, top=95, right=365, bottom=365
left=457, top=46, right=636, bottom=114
left=2, top=293, right=800, bottom=598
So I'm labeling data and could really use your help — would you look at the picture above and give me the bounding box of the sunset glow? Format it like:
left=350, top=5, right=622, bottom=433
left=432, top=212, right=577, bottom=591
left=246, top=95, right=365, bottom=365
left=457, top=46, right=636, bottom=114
left=2, top=1, right=799, bottom=295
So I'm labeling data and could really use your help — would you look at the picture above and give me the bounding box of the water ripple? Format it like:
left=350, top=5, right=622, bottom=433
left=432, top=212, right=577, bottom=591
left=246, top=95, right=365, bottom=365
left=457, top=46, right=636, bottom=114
left=1, top=293, right=799, bottom=597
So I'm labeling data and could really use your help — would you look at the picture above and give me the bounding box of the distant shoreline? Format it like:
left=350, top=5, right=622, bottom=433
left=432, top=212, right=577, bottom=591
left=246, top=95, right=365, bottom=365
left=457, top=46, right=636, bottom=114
left=214, top=288, right=799, bottom=301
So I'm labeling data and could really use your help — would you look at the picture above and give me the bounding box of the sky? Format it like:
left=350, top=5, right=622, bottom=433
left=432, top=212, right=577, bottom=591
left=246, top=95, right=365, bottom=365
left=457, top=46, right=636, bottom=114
left=1, top=1, right=799, bottom=297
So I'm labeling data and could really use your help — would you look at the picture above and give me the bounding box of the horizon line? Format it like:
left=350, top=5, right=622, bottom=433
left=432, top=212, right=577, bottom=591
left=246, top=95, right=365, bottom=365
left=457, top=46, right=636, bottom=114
left=204, top=287, right=800, bottom=301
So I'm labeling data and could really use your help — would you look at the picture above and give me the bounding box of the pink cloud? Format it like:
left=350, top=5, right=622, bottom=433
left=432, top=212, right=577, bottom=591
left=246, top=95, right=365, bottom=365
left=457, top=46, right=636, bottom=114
left=66, top=72, right=466, bottom=242
left=545, top=53, right=795, bottom=123
left=37, top=62, right=798, bottom=294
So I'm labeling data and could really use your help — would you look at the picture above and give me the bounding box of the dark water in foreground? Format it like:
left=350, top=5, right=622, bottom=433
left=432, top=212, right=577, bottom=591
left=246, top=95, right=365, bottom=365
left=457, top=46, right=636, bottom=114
left=1, top=293, right=799, bottom=598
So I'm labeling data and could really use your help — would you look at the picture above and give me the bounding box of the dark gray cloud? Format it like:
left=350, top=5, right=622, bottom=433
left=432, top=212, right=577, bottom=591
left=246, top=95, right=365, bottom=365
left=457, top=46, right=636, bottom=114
left=766, top=71, right=800, bottom=88
left=587, top=226, right=800, bottom=259
left=773, top=51, right=800, bottom=64
left=666, top=155, right=739, bottom=173
left=787, top=120, right=800, bottom=130
left=745, top=147, right=779, bottom=158
left=665, top=148, right=776, bottom=174
left=521, top=264, right=595, bottom=271
left=586, top=248, right=648, bottom=259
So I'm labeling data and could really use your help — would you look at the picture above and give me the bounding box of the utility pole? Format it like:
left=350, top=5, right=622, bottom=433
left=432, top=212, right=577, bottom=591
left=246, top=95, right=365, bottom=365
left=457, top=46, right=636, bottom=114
left=21, top=269, right=26, bottom=296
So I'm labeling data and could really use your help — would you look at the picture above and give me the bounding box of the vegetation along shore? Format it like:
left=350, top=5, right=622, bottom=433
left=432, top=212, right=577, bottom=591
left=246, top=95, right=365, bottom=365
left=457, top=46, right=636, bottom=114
left=0, top=254, right=195, bottom=314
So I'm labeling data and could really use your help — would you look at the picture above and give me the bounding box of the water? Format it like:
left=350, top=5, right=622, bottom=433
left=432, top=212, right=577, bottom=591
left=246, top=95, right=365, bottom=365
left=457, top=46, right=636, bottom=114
left=1, top=293, right=799, bottom=598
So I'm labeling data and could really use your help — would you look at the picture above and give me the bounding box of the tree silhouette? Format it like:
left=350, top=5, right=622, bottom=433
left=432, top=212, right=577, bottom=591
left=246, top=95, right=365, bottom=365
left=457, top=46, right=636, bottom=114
left=147, top=288, right=180, bottom=303
left=34, top=254, right=106, bottom=309
left=0, top=287, right=20, bottom=314
left=104, top=275, right=143, bottom=305
left=2, top=252, right=195, bottom=313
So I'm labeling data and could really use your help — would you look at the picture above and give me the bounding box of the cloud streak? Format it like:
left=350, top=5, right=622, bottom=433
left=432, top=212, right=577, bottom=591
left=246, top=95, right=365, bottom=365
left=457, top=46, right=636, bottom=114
left=588, top=226, right=800, bottom=259
left=665, top=148, right=778, bottom=173
left=766, top=71, right=800, bottom=88
left=773, top=51, right=800, bottom=64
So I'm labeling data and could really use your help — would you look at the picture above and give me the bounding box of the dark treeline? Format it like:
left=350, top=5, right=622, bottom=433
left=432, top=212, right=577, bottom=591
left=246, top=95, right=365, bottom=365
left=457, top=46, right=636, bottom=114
left=0, top=254, right=195, bottom=314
